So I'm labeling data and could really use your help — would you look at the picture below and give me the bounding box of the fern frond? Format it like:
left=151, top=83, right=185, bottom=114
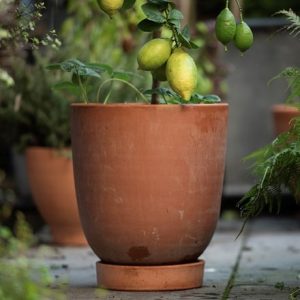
left=276, top=9, right=300, bottom=37
left=269, top=67, right=300, bottom=104
left=238, top=117, right=300, bottom=219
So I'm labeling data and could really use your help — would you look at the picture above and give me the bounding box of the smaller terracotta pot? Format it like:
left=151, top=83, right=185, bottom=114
left=273, top=104, right=300, bottom=136
left=26, top=147, right=87, bottom=246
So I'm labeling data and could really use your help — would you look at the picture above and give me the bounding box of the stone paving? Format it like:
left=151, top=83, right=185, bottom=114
left=32, top=218, right=300, bottom=299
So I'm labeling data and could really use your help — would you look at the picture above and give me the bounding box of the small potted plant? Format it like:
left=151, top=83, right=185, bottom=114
left=0, top=0, right=87, bottom=246
left=270, top=10, right=300, bottom=135
left=2, top=57, right=87, bottom=246
left=238, top=9, right=300, bottom=226
left=49, top=0, right=253, bottom=291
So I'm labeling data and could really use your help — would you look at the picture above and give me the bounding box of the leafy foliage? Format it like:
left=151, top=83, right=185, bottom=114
left=0, top=205, right=65, bottom=300
left=0, top=0, right=60, bottom=50
left=143, top=87, right=221, bottom=104
left=238, top=117, right=300, bottom=220
left=137, top=0, right=199, bottom=49
left=275, top=9, right=300, bottom=38
left=269, top=67, right=300, bottom=104
left=269, top=10, right=300, bottom=104
left=48, top=59, right=147, bottom=103
left=0, top=57, right=71, bottom=151
left=59, top=0, right=151, bottom=102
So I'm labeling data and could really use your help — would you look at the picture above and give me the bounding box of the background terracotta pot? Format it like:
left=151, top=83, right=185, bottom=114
left=273, top=104, right=300, bottom=135
left=26, top=147, right=87, bottom=246
left=71, top=104, right=228, bottom=266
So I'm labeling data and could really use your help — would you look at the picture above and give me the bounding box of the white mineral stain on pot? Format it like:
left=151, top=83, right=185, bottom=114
left=178, top=210, right=184, bottom=220
left=185, top=234, right=197, bottom=241
left=115, top=197, right=123, bottom=204
left=152, top=227, right=160, bottom=241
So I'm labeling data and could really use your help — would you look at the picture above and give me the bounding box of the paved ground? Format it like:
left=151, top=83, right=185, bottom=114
left=31, top=218, right=300, bottom=299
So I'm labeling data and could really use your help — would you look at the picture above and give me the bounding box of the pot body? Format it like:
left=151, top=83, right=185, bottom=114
left=71, top=104, right=228, bottom=265
left=273, top=104, right=300, bottom=136
left=26, top=147, right=87, bottom=246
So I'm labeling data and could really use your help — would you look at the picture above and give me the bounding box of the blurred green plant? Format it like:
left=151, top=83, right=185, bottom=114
left=0, top=200, right=64, bottom=299
left=0, top=56, right=71, bottom=152
left=269, top=10, right=300, bottom=106
left=54, top=0, right=151, bottom=102
left=0, top=0, right=60, bottom=50
left=0, top=1, right=67, bottom=154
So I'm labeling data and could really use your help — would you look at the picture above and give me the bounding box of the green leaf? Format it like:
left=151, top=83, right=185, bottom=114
left=46, top=63, right=62, bottom=70
left=85, top=63, right=113, bottom=76
left=148, top=0, right=174, bottom=9
left=141, top=3, right=166, bottom=23
left=169, top=9, right=184, bottom=21
left=112, top=70, right=143, bottom=81
left=52, top=81, right=81, bottom=95
left=137, top=19, right=163, bottom=32
left=181, top=25, right=190, bottom=40
left=202, top=95, right=221, bottom=103
left=144, top=87, right=177, bottom=97
left=189, top=40, right=201, bottom=49
left=189, top=93, right=221, bottom=104
left=178, top=32, right=192, bottom=48
left=122, top=0, right=136, bottom=10
left=168, top=18, right=181, bottom=29
left=47, top=59, right=102, bottom=79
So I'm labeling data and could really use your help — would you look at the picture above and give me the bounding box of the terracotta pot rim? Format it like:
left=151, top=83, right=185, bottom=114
left=26, top=146, right=71, bottom=152
left=99, top=260, right=204, bottom=270
left=272, top=104, right=300, bottom=112
left=71, top=103, right=229, bottom=109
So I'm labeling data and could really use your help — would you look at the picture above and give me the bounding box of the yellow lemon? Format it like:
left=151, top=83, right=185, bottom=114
left=97, top=0, right=124, bottom=17
left=137, top=39, right=172, bottom=71
left=166, top=48, right=198, bottom=101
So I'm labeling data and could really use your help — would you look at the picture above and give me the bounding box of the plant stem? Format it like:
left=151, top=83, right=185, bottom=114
left=78, top=76, right=88, bottom=104
left=171, top=25, right=180, bottom=48
left=151, top=30, right=161, bottom=105
left=233, top=0, right=243, bottom=21
left=96, top=78, right=149, bottom=104
left=226, top=0, right=229, bottom=8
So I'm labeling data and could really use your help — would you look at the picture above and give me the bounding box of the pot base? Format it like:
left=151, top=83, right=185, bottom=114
left=96, top=260, right=205, bottom=291
left=51, top=226, right=87, bottom=246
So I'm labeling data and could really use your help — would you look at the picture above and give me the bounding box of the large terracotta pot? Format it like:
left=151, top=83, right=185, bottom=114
left=26, top=147, right=87, bottom=246
left=71, top=104, right=228, bottom=290
left=273, top=104, right=300, bottom=135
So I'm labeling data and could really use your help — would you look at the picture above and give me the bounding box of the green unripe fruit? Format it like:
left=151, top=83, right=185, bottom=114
left=234, top=21, right=254, bottom=53
left=137, top=39, right=172, bottom=71
left=97, top=0, right=124, bottom=17
left=152, top=64, right=167, bottom=82
left=215, top=8, right=236, bottom=48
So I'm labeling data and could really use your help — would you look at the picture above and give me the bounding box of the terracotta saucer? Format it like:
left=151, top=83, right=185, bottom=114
left=96, top=260, right=205, bottom=291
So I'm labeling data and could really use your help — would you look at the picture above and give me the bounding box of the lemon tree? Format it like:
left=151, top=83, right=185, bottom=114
left=50, top=0, right=253, bottom=105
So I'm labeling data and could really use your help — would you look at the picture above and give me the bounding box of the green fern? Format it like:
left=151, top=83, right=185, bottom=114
left=269, top=10, right=300, bottom=104
left=238, top=117, right=300, bottom=220
left=276, top=9, right=300, bottom=37
left=269, top=67, right=300, bottom=104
